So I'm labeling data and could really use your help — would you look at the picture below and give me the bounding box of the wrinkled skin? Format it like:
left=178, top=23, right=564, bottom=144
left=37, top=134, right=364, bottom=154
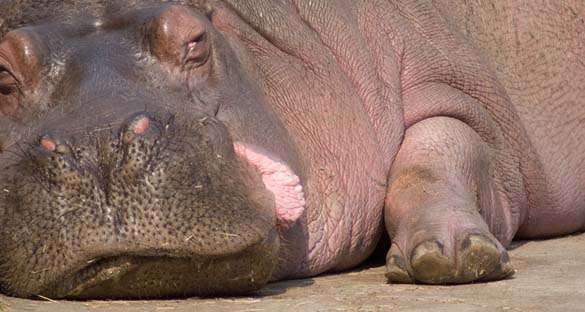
left=0, top=0, right=584, bottom=299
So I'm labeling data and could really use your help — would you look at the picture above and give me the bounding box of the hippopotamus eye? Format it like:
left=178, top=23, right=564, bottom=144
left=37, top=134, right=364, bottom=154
left=0, top=30, right=41, bottom=117
left=0, top=67, right=18, bottom=95
left=0, top=67, right=20, bottom=115
left=151, top=5, right=211, bottom=69
left=0, top=30, right=41, bottom=91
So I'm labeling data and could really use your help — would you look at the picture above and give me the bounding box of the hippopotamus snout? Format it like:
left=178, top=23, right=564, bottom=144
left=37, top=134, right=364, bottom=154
left=0, top=108, right=281, bottom=298
left=30, top=112, right=174, bottom=196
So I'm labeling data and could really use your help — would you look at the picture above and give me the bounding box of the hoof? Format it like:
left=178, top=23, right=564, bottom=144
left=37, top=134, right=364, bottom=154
left=458, top=235, right=514, bottom=282
left=386, top=233, right=514, bottom=284
left=385, top=245, right=414, bottom=283
left=410, top=240, right=455, bottom=284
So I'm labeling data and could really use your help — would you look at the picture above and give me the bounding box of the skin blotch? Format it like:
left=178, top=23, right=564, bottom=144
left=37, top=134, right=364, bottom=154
left=390, top=165, right=440, bottom=195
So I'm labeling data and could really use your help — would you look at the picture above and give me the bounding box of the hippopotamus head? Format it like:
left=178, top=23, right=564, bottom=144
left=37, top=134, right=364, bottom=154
left=0, top=0, right=305, bottom=298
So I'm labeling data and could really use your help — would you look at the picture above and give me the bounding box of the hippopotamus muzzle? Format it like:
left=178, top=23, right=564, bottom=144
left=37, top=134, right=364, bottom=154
left=1, top=108, right=287, bottom=299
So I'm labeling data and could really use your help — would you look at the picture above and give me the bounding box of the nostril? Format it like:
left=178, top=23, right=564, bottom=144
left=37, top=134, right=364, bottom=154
left=40, top=137, right=57, bottom=152
left=122, top=113, right=163, bottom=144
left=123, top=114, right=151, bottom=143
left=133, top=116, right=151, bottom=135
left=40, top=135, right=70, bottom=154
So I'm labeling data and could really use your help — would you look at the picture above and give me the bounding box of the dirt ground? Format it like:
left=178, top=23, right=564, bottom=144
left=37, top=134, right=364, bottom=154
left=0, top=233, right=583, bottom=312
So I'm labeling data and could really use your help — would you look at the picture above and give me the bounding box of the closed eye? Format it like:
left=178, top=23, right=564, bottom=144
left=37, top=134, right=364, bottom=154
left=0, top=66, right=18, bottom=95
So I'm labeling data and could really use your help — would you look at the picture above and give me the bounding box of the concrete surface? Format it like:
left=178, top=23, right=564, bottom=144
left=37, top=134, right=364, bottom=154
left=0, top=233, right=584, bottom=311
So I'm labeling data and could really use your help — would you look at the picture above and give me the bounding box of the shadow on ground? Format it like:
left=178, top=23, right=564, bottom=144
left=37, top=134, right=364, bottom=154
left=1, top=233, right=584, bottom=311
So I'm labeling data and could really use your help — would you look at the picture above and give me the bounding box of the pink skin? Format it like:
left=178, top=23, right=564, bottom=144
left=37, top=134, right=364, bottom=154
left=213, top=1, right=391, bottom=279
left=234, top=142, right=305, bottom=229
left=384, top=117, right=515, bottom=283
left=214, top=1, right=585, bottom=285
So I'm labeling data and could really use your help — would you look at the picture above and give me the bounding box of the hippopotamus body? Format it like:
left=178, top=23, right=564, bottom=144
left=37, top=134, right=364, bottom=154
left=0, top=0, right=583, bottom=299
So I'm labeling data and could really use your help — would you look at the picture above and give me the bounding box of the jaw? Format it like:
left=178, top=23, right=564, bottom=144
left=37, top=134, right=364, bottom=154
left=38, top=228, right=280, bottom=300
left=0, top=139, right=305, bottom=299
left=42, top=142, right=305, bottom=300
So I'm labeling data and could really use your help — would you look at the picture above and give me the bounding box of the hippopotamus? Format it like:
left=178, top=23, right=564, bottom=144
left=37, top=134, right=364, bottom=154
left=0, top=0, right=583, bottom=299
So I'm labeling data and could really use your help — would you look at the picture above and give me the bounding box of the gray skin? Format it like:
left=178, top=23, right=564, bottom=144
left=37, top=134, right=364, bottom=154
left=0, top=0, right=584, bottom=299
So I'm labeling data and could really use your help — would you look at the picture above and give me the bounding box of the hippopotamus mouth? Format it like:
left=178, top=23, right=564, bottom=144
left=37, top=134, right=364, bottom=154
left=43, top=228, right=280, bottom=299
left=0, top=111, right=304, bottom=299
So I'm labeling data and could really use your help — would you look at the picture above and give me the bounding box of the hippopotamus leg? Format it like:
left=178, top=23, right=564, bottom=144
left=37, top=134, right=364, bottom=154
left=384, top=117, right=514, bottom=284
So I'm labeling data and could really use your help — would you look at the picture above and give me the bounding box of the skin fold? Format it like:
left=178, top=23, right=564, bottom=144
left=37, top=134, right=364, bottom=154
left=0, top=0, right=582, bottom=298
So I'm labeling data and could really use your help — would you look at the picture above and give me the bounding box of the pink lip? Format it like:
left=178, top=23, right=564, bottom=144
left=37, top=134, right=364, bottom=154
left=233, top=142, right=305, bottom=229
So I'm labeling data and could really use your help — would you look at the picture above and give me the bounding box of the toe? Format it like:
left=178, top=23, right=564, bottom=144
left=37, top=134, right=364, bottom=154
left=385, top=245, right=414, bottom=283
left=477, top=244, right=515, bottom=281
left=410, top=240, right=455, bottom=284
left=389, top=233, right=515, bottom=285
left=457, top=234, right=502, bottom=282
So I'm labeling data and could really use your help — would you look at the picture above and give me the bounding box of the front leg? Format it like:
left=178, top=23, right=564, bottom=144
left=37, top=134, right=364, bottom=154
left=385, top=117, right=515, bottom=284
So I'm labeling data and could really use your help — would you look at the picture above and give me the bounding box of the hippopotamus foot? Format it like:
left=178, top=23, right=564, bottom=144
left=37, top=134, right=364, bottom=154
left=384, top=117, right=515, bottom=284
left=385, top=219, right=514, bottom=284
